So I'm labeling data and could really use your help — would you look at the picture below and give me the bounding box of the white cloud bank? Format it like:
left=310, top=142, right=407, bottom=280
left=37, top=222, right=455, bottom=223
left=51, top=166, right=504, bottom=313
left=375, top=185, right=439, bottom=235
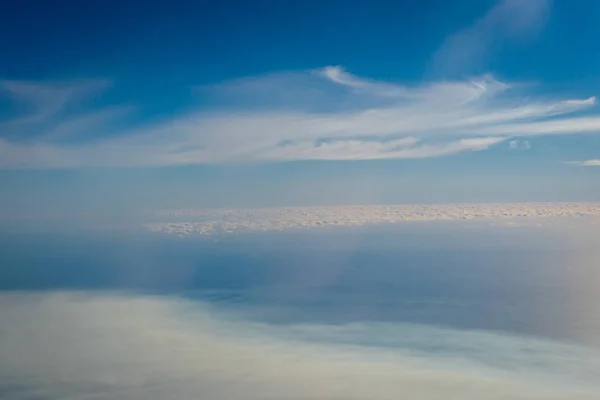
left=1, top=68, right=600, bottom=168
left=1, top=291, right=600, bottom=400
left=145, top=202, right=600, bottom=236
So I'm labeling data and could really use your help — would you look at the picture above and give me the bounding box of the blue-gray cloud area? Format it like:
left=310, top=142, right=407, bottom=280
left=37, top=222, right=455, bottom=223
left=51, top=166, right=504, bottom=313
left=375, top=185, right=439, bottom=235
left=1, top=223, right=600, bottom=399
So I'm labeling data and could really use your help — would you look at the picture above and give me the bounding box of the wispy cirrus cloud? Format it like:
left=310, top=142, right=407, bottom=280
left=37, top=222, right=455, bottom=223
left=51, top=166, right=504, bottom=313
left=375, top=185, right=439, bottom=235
left=430, top=0, right=551, bottom=76
left=1, top=66, right=600, bottom=168
left=565, top=159, right=600, bottom=167
left=0, top=79, right=111, bottom=127
left=0, top=79, right=130, bottom=144
left=4, top=1, right=594, bottom=170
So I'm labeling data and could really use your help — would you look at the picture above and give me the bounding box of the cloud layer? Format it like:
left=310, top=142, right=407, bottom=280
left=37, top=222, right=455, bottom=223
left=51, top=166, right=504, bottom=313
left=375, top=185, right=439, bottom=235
left=145, top=202, right=600, bottom=236
left=1, top=291, right=600, bottom=400
left=1, top=66, right=600, bottom=168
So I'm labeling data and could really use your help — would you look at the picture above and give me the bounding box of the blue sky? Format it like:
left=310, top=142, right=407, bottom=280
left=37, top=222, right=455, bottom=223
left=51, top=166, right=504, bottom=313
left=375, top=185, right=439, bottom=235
left=1, top=0, right=600, bottom=213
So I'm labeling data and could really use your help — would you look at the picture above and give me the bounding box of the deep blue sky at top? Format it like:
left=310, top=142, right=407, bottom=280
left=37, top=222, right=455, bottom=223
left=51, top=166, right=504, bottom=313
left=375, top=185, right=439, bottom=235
left=3, top=0, right=494, bottom=118
left=5, top=0, right=494, bottom=82
left=1, top=0, right=600, bottom=213
left=4, top=0, right=600, bottom=105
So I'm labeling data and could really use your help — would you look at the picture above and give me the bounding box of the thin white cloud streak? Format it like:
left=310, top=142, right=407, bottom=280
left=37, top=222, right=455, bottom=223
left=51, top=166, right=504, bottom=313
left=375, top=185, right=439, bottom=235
left=318, top=66, right=418, bottom=98
left=40, top=106, right=133, bottom=142
left=1, top=66, right=599, bottom=168
left=479, top=116, right=600, bottom=136
left=257, top=137, right=505, bottom=161
left=430, top=0, right=551, bottom=76
left=581, top=159, right=600, bottom=166
left=0, top=79, right=111, bottom=128
left=1, top=291, right=600, bottom=400
left=565, top=159, right=600, bottom=167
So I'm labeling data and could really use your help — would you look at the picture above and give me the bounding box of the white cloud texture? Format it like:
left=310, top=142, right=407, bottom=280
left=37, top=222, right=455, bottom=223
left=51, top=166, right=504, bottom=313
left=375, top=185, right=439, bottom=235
left=565, top=159, right=600, bottom=166
left=509, top=139, right=532, bottom=150
left=1, top=66, right=599, bottom=168
left=1, top=291, right=600, bottom=400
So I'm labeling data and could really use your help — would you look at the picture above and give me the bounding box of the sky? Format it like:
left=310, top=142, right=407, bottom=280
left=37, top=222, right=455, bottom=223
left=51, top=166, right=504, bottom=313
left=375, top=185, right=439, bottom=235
left=2, top=0, right=600, bottom=214
left=3, top=3, right=600, bottom=396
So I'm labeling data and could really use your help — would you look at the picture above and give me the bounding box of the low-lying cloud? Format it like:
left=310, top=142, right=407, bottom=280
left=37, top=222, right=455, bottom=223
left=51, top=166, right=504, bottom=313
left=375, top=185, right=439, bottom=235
left=1, top=291, right=599, bottom=399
